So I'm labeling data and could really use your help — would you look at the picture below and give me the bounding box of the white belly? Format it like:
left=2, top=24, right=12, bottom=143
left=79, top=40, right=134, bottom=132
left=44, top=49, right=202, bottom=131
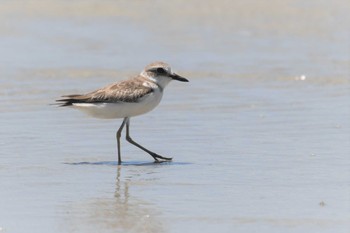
left=71, top=91, right=162, bottom=119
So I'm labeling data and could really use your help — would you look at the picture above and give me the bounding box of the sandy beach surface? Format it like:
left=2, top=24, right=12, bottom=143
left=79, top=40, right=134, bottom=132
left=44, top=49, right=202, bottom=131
left=0, top=1, right=349, bottom=232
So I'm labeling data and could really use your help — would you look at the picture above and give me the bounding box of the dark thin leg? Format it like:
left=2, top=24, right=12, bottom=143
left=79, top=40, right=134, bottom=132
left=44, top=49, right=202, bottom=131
left=125, top=118, right=172, bottom=162
left=116, top=118, right=128, bottom=165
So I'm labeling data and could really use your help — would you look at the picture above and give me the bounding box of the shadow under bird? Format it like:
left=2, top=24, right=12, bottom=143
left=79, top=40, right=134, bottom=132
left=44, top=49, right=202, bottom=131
left=56, top=62, right=189, bottom=164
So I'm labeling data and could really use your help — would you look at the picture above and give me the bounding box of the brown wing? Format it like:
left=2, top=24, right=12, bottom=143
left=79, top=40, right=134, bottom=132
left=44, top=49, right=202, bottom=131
left=56, top=77, right=154, bottom=106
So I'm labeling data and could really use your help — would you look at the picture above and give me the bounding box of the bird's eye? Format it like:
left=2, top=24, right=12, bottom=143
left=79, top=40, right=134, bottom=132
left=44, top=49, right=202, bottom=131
left=156, top=68, right=166, bottom=74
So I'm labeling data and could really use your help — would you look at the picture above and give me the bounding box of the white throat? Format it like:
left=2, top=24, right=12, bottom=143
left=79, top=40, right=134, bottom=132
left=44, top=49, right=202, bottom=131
left=141, top=71, right=172, bottom=90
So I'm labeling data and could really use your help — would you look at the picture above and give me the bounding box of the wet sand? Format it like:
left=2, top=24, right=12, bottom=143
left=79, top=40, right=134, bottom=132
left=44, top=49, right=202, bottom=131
left=0, top=1, right=349, bottom=233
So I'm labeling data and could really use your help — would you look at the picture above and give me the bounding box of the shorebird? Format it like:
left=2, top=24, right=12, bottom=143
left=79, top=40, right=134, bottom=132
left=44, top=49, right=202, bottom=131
left=56, top=62, right=189, bottom=164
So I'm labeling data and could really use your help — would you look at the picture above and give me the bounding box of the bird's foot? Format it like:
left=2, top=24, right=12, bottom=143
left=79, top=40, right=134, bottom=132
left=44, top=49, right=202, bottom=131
left=150, top=153, right=173, bottom=163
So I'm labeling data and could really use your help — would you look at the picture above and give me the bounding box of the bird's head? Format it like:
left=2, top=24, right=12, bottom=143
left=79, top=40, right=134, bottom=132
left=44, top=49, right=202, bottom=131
left=141, top=62, right=189, bottom=89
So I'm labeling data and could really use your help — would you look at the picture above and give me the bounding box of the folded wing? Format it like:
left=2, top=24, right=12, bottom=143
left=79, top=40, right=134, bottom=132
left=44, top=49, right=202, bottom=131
left=56, top=78, right=154, bottom=107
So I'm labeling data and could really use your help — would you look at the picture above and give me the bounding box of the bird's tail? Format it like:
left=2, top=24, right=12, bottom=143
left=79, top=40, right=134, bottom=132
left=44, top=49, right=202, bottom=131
left=55, top=94, right=87, bottom=107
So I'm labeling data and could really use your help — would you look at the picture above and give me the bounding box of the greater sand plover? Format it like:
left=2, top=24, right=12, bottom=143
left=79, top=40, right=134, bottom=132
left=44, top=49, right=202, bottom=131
left=56, top=62, right=189, bottom=164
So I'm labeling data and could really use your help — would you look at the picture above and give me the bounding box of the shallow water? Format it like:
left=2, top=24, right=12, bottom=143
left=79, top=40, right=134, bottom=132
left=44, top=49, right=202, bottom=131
left=0, top=1, right=349, bottom=233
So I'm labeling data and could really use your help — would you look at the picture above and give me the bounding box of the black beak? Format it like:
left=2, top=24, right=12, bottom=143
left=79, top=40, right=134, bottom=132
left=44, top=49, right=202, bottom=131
left=170, top=73, right=189, bottom=82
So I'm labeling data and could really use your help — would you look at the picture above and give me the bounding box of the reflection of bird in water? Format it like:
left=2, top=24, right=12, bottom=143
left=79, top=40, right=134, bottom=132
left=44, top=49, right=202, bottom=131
left=62, top=165, right=164, bottom=233
left=87, top=166, right=164, bottom=233
left=114, top=164, right=129, bottom=201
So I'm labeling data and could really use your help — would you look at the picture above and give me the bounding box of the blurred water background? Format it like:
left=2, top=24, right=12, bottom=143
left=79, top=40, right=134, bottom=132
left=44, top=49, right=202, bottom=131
left=0, top=1, right=349, bottom=233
